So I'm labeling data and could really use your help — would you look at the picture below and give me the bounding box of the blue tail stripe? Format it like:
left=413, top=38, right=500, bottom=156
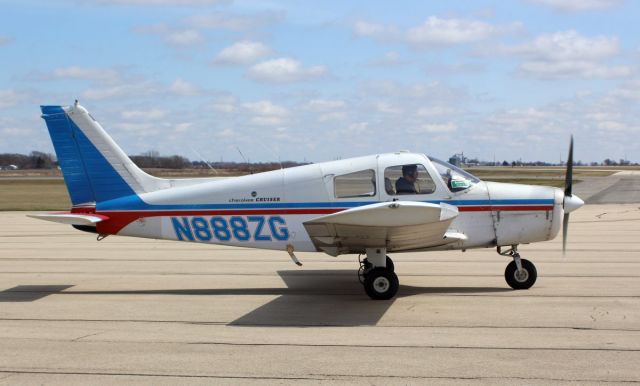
left=41, top=110, right=95, bottom=205
left=41, top=105, right=137, bottom=205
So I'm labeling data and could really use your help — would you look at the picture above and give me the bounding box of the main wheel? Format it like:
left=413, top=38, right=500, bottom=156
left=364, top=267, right=399, bottom=300
left=505, top=259, right=537, bottom=290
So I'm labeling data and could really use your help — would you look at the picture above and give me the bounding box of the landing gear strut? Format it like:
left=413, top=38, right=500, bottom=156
left=498, top=245, right=537, bottom=290
left=359, top=248, right=398, bottom=300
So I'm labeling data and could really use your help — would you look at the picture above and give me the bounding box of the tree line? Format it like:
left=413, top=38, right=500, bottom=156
left=0, top=150, right=308, bottom=171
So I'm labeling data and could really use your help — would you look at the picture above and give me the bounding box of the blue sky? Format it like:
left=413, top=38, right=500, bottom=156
left=1, top=0, right=639, bottom=163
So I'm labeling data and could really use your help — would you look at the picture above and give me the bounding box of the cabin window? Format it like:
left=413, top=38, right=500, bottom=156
left=428, top=157, right=479, bottom=192
left=334, top=169, right=376, bottom=198
left=384, top=164, right=435, bottom=195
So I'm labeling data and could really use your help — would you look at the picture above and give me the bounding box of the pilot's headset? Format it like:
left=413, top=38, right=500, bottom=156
left=402, top=164, right=418, bottom=178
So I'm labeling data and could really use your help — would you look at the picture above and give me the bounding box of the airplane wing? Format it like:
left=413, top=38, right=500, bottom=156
left=303, top=201, right=465, bottom=256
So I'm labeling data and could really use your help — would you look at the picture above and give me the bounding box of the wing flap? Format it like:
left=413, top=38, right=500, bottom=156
left=304, top=201, right=463, bottom=254
left=28, top=213, right=109, bottom=226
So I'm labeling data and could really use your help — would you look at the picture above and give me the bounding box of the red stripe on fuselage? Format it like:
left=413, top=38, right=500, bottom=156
left=94, top=205, right=554, bottom=235
left=458, top=205, right=554, bottom=212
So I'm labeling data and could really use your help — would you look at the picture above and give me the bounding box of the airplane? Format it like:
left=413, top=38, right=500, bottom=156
left=31, top=101, right=584, bottom=300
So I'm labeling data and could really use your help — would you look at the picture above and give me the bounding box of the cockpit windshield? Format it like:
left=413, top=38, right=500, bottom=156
left=428, top=157, right=480, bottom=193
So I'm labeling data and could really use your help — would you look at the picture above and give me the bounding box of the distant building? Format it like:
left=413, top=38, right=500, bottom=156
left=448, top=153, right=466, bottom=167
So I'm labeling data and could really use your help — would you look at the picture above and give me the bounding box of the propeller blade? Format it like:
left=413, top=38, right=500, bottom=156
left=564, top=135, right=574, bottom=197
left=562, top=213, right=569, bottom=255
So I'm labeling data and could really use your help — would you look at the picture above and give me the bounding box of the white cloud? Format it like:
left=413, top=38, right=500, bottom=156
left=406, top=16, right=498, bottom=46
left=528, top=0, right=622, bottom=11
left=243, top=100, right=289, bottom=126
left=212, top=96, right=237, bottom=113
left=519, top=61, right=631, bottom=79
left=353, top=20, right=399, bottom=39
left=243, top=100, right=288, bottom=117
left=506, top=30, right=619, bottom=61
left=0, top=36, right=13, bottom=46
left=425, top=62, right=485, bottom=76
left=608, top=79, right=640, bottom=101
left=0, top=89, right=29, bottom=109
left=250, top=116, right=286, bottom=126
left=49, top=66, right=122, bottom=84
left=134, top=24, right=203, bottom=47
left=318, top=111, right=347, bottom=122
left=165, top=29, right=203, bottom=46
left=347, top=122, right=369, bottom=134
left=121, top=108, right=167, bottom=120
left=306, top=99, right=345, bottom=111
left=416, top=106, right=455, bottom=117
left=353, top=17, right=518, bottom=47
left=82, top=81, right=159, bottom=100
left=501, top=30, right=631, bottom=79
left=213, top=41, right=272, bottom=65
left=369, top=51, right=409, bottom=67
left=187, top=11, right=285, bottom=30
left=375, top=101, right=402, bottom=114
left=169, top=78, right=201, bottom=96
left=216, top=128, right=237, bottom=139
left=247, top=58, right=328, bottom=83
left=412, top=122, right=457, bottom=133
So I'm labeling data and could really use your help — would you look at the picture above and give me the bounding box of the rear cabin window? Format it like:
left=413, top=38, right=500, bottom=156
left=334, top=169, right=376, bottom=198
left=384, top=164, right=435, bottom=195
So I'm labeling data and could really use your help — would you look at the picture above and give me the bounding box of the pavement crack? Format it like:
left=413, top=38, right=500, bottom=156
left=0, top=369, right=327, bottom=381
left=72, top=331, right=104, bottom=342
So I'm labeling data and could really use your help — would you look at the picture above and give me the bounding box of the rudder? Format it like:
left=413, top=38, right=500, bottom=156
left=40, top=102, right=165, bottom=206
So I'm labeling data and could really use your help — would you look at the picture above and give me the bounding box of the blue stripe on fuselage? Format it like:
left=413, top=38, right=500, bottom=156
left=97, top=195, right=554, bottom=212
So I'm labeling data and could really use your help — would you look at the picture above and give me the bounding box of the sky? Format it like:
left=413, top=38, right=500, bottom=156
left=0, top=0, right=639, bottom=163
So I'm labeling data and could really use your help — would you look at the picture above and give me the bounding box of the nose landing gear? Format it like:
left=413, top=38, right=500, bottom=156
left=499, top=245, right=537, bottom=290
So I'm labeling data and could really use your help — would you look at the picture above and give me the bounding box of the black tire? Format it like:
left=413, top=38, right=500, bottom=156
left=505, top=259, right=537, bottom=290
left=364, top=268, right=399, bottom=300
left=385, top=256, right=395, bottom=272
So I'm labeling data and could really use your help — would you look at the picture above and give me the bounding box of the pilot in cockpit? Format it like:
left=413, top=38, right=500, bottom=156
left=395, top=164, right=418, bottom=194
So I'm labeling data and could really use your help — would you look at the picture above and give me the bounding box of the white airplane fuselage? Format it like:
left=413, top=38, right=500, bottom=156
left=93, top=152, right=565, bottom=254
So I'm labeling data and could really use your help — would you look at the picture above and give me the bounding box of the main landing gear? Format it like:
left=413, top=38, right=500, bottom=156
left=359, top=248, right=398, bottom=300
left=498, top=245, right=537, bottom=290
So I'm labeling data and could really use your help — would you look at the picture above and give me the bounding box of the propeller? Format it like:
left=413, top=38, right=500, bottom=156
left=562, top=135, right=584, bottom=254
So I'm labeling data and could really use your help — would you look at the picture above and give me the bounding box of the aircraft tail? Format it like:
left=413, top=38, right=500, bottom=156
left=40, top=102, right=167, bottom=207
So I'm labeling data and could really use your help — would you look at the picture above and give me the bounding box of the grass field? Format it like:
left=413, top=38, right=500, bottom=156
left=0, top=179, right=70, bottom=211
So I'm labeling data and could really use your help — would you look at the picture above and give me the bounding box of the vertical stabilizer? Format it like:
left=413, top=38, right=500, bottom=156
left=40, top=102, right=168, bottom=206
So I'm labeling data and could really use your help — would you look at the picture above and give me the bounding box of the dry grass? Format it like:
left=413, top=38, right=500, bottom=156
left=0, top=179, right=70, bottom=211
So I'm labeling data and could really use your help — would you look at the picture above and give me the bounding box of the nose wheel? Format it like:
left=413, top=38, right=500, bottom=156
left=499, top=246, right=537, bottom=290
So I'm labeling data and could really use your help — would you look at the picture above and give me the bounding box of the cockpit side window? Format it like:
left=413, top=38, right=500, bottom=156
left=428, top=157, right=480, bottom=193
left=384, top=164, right=435, bottom=195
left=334, top=169, right=376, bottom=198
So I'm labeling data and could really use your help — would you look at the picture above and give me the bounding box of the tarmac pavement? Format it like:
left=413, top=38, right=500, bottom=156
left=0, top=204, right=639, bottom=385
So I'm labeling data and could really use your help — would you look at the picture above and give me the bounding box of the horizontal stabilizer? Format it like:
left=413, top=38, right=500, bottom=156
left=28, top=213, right=109, bottom=226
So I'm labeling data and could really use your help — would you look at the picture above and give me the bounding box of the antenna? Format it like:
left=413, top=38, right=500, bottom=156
left=236, top=146, right=254, bottom=174
left=191, top=148, right=218, bottom=175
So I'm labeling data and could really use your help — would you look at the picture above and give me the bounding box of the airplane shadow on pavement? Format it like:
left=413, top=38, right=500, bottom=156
left=0, top=270, right=510, bottom=326
left=230, top=270, right=510, bottom=326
